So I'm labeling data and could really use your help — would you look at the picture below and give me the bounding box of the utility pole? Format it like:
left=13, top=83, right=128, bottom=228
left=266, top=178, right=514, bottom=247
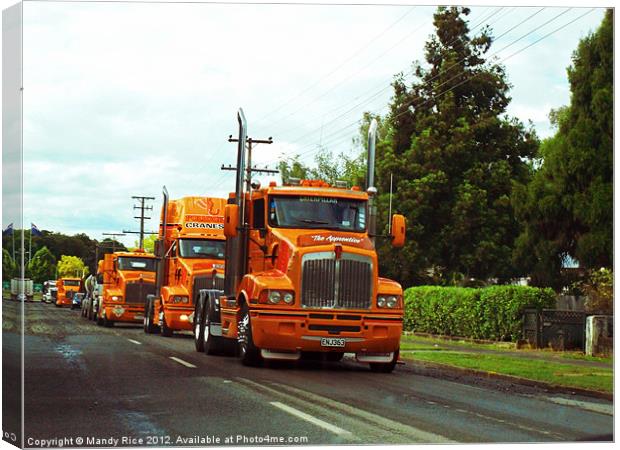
left=122, top=196, right=156, bottom=250
left=102, top=233, right=126, bottom=252
left=222, top=136, right=278, bottom=193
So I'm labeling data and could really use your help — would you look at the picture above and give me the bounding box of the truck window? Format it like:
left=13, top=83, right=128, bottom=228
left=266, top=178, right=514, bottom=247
left=63, top=280, right=80, bottom=287
left=253, top=198, right=265, bottom=229
left=268, top=195, right=367, bottom=232
left=117, top=257, right=156, bottom=271
left=179, top=239, right=225, bottom=259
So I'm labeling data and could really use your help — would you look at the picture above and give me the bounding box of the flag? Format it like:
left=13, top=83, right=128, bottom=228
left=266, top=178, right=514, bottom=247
left=3, top=223, right=13, bottom=236
left=31, top=223, right=42, bottom=237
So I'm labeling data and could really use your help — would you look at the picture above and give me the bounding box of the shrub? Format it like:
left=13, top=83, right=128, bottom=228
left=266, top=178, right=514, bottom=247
left=404, top=285, right=555, bottom=341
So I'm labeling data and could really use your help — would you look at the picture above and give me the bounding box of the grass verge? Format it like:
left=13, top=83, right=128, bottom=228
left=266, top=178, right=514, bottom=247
left=402, top=350, right=613, bottom=393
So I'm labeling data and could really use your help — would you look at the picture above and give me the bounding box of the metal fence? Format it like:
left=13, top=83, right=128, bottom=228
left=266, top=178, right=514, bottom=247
left=523, top=309, right=587, bottom=350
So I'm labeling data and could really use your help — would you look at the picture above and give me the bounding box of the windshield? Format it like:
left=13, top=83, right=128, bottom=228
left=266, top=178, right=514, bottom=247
left=117, top=257, right=156, bottom=272
left=179, top=239, right=226, bottom=259
left=268, top=195, right=367, bottom=232
left=63, top=280, right=80, bottom=287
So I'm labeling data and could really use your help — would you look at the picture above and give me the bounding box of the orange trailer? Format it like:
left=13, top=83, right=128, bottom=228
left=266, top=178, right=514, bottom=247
left=96, top=250, right=156, bottom=327
left=144, top=193, right=226, bottom=338
left=193, top=110, right=406, bottom=372
left=55, top=277, right=82, bottom=307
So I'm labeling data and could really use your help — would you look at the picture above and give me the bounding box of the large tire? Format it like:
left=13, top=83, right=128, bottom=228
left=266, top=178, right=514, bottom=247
left=369, top=349, right=399, bottom=373
left=193, top=297, right=205, bottom=352
left=96, top=310, right=104, bottom=326
left=143, top=297, right=159, bottom=334
left=103, top=313, right=114, bottom=328
left=88, top=300, right=94, bottom=321
left=203, top=295, right=228, bottom=355
left=238, top=304, right=261, bottom=366
left=161, top=311, right=173, bottom=337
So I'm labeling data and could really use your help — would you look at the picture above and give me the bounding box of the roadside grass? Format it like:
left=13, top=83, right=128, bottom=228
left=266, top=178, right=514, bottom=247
left=401, top=334, right=612, bottom=365
left=402, top=350, right=613, bottom=393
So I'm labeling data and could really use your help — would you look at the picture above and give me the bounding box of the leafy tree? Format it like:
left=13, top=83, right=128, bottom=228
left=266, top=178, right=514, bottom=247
left=57, top=255, right=88, bottom=278
left=2, top=248, right=18, bottom=281
left=375, top=6, right=537, bottom=287
left=133, top=234, right=157, bottom=253
left=277, top=147, right=367, bottom=188
left=27, top=246, right=57, bottom=283
left=513, top=10, right=612, bottom=288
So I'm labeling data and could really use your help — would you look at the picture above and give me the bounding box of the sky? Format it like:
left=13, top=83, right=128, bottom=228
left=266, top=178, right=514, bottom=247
left=3, top=1, right=610, bottom=248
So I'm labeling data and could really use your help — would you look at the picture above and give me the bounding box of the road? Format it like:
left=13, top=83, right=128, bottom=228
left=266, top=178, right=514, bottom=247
left=2, top=301, right=614, bottom=447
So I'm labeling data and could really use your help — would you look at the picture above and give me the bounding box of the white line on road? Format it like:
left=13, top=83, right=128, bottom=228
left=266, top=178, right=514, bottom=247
left=127, top=339, right=142, bottom=345
left=169, top=356, right=197, bottom=368
left=544, top=397, right=613, bottom=416
left=270, top=401, right=352, bottom=436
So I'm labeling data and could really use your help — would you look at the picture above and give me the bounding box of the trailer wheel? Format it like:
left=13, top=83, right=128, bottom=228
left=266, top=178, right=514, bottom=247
left=369, top=349, right=399, bottom=373
left=238, top=305, right=261, bottom=366
left=144, top=297, right=159, bottom=334
left=193, top=298, right=205, bottom=352
left=203, top=296, right=228, bottom=355
left=161, top=312, right=173, bottom=337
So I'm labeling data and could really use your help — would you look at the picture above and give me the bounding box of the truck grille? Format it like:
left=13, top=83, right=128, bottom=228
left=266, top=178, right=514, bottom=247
left=301, top=253, right=372, bottom=309
left=193, top=275, right=225, bottom=304
left=125, top=281, right=156, bottom=305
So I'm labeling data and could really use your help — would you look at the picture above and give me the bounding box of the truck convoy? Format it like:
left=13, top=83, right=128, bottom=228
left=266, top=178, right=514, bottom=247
left=192, top=110, right=406, bottom=372
left=55, top=277, right=81, bottom=307
left=144, top=192, right=227, bottom=337
left=96, top=250, right=156, bottom=327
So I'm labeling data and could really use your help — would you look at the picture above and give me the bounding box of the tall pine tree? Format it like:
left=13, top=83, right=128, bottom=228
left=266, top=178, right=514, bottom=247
left=376, top=7, right=537, bottom=286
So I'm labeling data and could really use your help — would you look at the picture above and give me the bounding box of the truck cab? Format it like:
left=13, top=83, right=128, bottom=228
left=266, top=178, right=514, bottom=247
left=55, top=277, right=81, bottom=307
left=96, top=250, right=156, bottom=327
left=144, top=194, right=226, bottom=337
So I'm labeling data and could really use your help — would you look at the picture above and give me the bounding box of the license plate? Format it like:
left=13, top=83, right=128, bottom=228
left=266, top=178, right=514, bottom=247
left=321, top=337, right=345, bottom=348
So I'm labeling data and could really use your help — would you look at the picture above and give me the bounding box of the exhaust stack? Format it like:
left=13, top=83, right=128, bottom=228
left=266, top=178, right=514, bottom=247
left=224, top=108, right=249, bottom=297
left=366, top=119, right=378, bottom=244
left=155, top=185, right=169, bottom=297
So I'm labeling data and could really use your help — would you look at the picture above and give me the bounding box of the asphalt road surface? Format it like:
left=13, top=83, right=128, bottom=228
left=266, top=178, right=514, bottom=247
left=2, top=301, right=614, bottom=447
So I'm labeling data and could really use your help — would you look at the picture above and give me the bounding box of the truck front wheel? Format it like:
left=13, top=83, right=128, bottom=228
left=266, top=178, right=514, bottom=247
left=161, top=312, right=173, bottom=337
left=369, top=350, right=399, bottom=373
left=238, top=305, right=261, bottom=366
left=144, top=297, right=159, bottom=334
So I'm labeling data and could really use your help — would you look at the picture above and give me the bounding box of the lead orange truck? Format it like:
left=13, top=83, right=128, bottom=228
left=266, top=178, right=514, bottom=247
left=144, top=192, right=227, bottom=337
left=193, top=110, right=406, bottom=372
left=96, top=250, right=156, bottom=327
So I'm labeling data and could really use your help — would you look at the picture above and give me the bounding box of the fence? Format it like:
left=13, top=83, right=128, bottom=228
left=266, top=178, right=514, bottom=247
left=523, top=309, right=587, bottom=350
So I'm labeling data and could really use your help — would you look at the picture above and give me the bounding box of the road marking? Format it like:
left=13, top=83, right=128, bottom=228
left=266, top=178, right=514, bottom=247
left=544, top=397, right=613, bottom=416
left=270, top=401, right=352, bottom=436
left=127, top=339, right=142, bottom=345
left=169, top=356, right=196, bottom=368
left=267, top=381, right=456, bottom=443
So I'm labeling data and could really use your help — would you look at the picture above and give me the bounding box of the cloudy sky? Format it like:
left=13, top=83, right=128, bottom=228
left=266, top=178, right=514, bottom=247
left=8, top=1, right=609, bottom=247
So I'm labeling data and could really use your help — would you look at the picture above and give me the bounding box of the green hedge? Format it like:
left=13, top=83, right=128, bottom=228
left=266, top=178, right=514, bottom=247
left=404, top=285, right=556, bottom=342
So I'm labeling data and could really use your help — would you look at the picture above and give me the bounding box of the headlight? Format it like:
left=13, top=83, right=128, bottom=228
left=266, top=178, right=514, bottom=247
left=283, top=292, right=294, bottom=304
left=172, top=296, right=189, bottom=304
left=268, top=291, right=281, bottom=304
left=111, top=295, right=123, bottom=302
left=386, top=296, right=398, bottom=308
left=377, top=296, right=386, bottom=308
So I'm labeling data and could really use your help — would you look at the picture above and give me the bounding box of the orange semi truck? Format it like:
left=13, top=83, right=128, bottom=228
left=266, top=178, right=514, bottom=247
left=193, top=110, right=406, bottom=372
left=143, top=191, right=227, bottom=337
left=55, top=277, right=82, bottom=307
left=96, top=250, right=156, bottom=327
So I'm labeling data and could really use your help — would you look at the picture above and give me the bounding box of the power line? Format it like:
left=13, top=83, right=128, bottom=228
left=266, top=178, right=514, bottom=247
left=122, top=196, right=156, bottom=250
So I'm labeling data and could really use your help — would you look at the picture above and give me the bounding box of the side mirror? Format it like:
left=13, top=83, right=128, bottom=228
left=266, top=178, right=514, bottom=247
left=391, top=214, right=406, bottom=248
left=154, top=239, right=163, bottom=258
left=224, top=204, right=239, bottom=238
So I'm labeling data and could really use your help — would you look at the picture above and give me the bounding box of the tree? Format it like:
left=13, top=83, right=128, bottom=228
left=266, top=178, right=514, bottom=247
left=57, top=255, right=88, bottom=278
left=375, top=6, right=538, bottom=287
left=133, top=234, right=157, bottom=253
left=513, top=10, right=612, bottom=288
left=27, top=246, right=57, bottom=283
left=277, top=146, right=367, bottom=188
left=2, top=248, right=18, bottom=281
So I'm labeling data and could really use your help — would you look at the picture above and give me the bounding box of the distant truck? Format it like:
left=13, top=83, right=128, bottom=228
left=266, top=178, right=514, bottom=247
left=55, top=277, right=82, bottom=307
left=42, top=280, right=57, bottom=303
left=10, top=278, right=34, bottom=302
left=96, top=250, right=156, bottom=327
left=144, top=191, right=226, bottom=337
